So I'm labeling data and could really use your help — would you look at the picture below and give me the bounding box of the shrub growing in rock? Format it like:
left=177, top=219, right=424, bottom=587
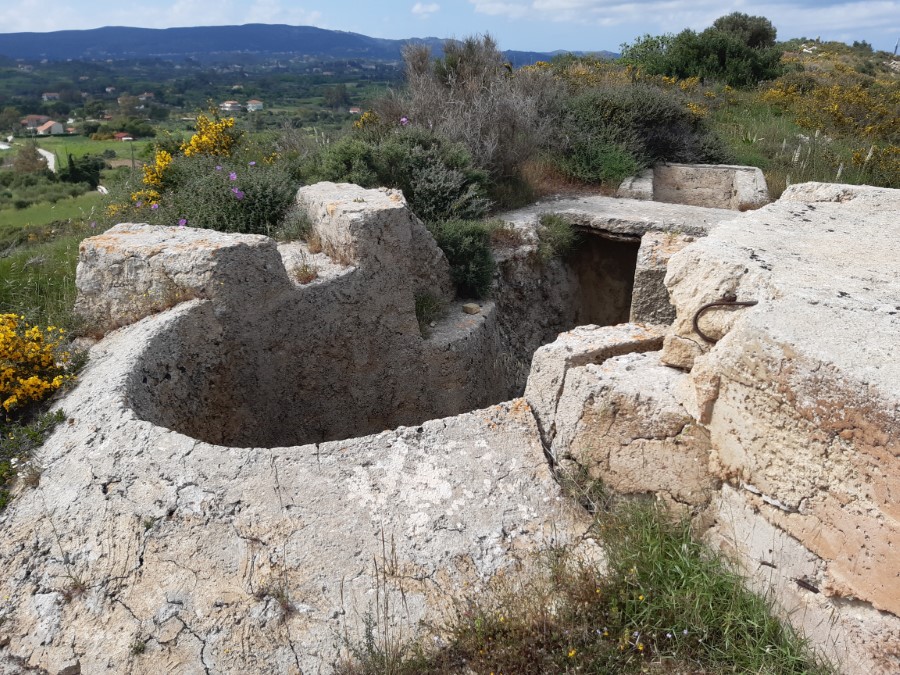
left=428, top=219, right=496, bottom=299
left=536, top=213, right=579, bottom=260
left=161, top=157, right=297, bottom=235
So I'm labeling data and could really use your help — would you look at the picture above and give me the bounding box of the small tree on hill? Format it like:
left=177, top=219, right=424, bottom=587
left=13, top=143, right=48, bottom=174
left=711, top=12, right=777, bottom=49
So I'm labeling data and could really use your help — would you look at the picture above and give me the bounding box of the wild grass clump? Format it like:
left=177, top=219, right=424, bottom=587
left=0, top=408, right=65, bottom=511
left=536, top=213, right=579, bottom=260
left=337, top=500, right=832, bottom=674
left=414, top=293, right=446, bottom=336
left=427, top=220, right=496, bottom=299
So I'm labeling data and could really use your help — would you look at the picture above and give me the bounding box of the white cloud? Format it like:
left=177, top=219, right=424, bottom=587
left=467, top=0, right=900, bottom=39
left=412, top=2, right=441, bottom=17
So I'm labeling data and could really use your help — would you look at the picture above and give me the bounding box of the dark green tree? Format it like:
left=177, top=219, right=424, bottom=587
left=58, top=153, right=105, bottom=189
left=0, top=106, right=21, bottom=134
left=711, top=12, right=777, bottom=49
left=323, top=84, right=350, bottom=109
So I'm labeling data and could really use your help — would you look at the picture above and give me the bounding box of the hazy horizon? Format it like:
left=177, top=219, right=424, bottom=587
left=1, top=1, right=898, bottom=54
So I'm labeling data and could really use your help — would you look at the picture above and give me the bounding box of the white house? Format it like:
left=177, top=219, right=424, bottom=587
left=219, top=100, right=242, bottom=113
left=36, top=120, right=64, bottom=135
left=246, top=99, right=263, bottom=112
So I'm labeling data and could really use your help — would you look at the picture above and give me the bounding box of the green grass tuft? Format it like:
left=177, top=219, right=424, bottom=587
left=337, top=499, right=832, bottom=674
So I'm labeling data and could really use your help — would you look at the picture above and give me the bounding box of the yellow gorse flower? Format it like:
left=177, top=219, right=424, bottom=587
left=181, top=113, right=239, bottom=157
left=353, top=110, right=379, bottom=130
left=0, top=314, right=73, bottom=414
left=142, top=149, right=173, bottom=188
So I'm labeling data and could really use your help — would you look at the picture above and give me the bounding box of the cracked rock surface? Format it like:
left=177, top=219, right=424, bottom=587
left=0, top=305, right=588, bottom=674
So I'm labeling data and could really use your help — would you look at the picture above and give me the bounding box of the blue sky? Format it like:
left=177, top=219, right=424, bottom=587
left=1, top=0, right=898, bottom=52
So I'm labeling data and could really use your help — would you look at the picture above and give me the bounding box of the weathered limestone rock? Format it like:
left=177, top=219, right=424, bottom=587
left=74, top=224, right=291, bottom=335
left=618, top=163, right=770, bottom=211
left=615, top=168, right=653, bottom=200
left=0, top=305, right=589, bottom=674
left=86, top=185, right=513, bottom=449
left=298, top=182, right=455, bottom=303
left=552, top=351, right=717, bottom=507
left=659, top=182, right=900, bottom=673
left=707, top=486, right=900, bottom=674
left=629, top=230, right=696, bottom=325
left=524, top=182, right=900, bottom=674
left=524, top=323, right=666, bottom=447
left=499, top=193, right=736, bottom=238
left=495, top=195, right=736, bottom=388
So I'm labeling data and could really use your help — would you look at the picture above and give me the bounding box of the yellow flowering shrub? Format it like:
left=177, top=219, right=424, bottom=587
left=686, top=101, right=708, bottom=118
left=142, top=149, right=173, bottom=188
left=181, top=113, right=240, bottom=157
left=852, top=144, right=900, bottom=188
left=352, top=110, right=380, bottom=131
left=762, top=80, right=900, bottom=140
left=0, top=314, right=72, bottom=415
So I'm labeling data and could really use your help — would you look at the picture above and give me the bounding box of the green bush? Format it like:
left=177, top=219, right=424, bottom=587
left=558, top=84, right=731, bottom=180
left=428, top=219, right=496, bottom=299
left=298, top=128, right=491, bottom=223
left=557, top=126, right=642, bottom=184
left=147, top=157, right=297, bottom=235
left=58, top=153, right=106, bottom=189
left=621, top=16, right=784, bottom=88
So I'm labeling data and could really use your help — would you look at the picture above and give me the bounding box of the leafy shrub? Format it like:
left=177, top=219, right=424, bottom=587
left=428, top=219, right=496, bottom=299
left=0, top=314, right=72, bottom=416
left=557, top=126, right=642, bottom=184
left=145, top=157, right=297, bottom=235
left=299, top=127, right=491, bottom=223
left=58, top=153, right=106, bottom=189
left=558, top=84, right=731, bottom=179
left=621, top=14, right=784, bottom=88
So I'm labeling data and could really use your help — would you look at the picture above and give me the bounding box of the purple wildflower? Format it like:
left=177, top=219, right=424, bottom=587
left=229, top=172, right=237, bottom=181
left=151, top=203, right=159, bottom=210
left=90, top=221, right=97, bottom=228
left=135, top=201, right=143, bottom=208
left=248, top=161, right=256, bottom=166
left=400, top=116, right=409, bottom=126
left=178, top=218, right=187, bottom=227
left=215, top=165, right=222, bottom=171
left=232, top=187, right=245, bottom=200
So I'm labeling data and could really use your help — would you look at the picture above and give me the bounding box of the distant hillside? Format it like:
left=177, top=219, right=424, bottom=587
left=0, top=24, right=616, bottom=64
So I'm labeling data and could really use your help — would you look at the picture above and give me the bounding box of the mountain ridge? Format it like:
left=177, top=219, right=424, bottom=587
left=0, top=23, right=617, bottom=64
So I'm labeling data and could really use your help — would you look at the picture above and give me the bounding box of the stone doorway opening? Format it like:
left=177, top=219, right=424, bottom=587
left=565, top=229, right=640, bottom=329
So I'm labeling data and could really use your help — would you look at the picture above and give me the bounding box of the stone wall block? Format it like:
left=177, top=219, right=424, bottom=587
left=74, top=223, right=290, bottom=335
